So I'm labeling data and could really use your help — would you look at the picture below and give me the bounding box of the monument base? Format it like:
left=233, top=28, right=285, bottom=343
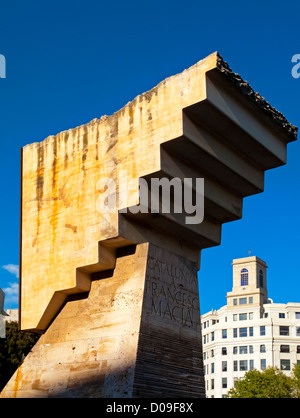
left=1, top=243, right=204, bottom=398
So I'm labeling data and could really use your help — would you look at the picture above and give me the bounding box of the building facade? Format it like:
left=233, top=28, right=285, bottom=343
left=201, top=256, right=300, bottom=398
left=4, top=309, right=18, bottom=323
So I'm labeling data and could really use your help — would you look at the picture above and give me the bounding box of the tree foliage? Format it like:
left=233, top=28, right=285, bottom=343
left=227, top=365, right=300, bottom=398
left=0, top=321, right=40, bottom=391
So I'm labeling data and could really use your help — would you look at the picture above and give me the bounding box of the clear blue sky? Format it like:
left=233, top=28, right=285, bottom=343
left=0, top=0, right=299, bottom=313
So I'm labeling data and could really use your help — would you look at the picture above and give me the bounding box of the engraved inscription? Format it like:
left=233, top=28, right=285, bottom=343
left=145, top=256, right=199, bottom=328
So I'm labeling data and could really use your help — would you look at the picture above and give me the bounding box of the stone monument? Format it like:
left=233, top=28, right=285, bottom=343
left=1, top=52, right=297, bottom=397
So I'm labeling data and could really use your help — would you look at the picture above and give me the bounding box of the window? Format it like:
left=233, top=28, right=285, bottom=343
left=239, top=298, right=247, bottom=305
left=297, top=346, right=300, bottom=354
left=222, top=378, right=227, bottom=389
left=279, top=313, right=285, bottom=319
left=211, top=350, right=214, bottom=358
left=239, top=313, right=247, bottom=321
left=260, top=326, right=266, bottom=336
left=222, top=329, right=227, bottom=339
left=240, top=328, right=248, bottom=338
left=222, top=347, right=227, bottom=355
left=280, top=345, right=290, bottom=353
left=296, top=327, right=300, bottom=337
left=211, top=379, right=214, bottom=390
left=249, top=327, right=254, bottom=337
left=233, top=346, right=238, bottom=355
left=240, top=346, right=248, bottom=355
left=296, top=312, right=300, bottom=320
left=234, top=328, right=238, bottom=338
left=249, top=313, right=254, bottom=320
left=250, top=360, right=254, bottom=370
left=241, top=268, right=249, bottom=286
left=259, top=270, right=263, bottom=287
left=281, top=360, right=291, bottom=371
left=261, top=359, right=266, bottom=370
left=280, top=326, right=290, bottom=336
left=211, top=332, right=215, bottom=341
left=234, top=361, right=238, bottom=372
left=233, top=314, right=238, bottom=322
left=249, top=297, right=253, bottom=304
left=233, top=299, right=237, bottom=306
left=260, top=345, right=266, bottom=353
left=240, top=360, right=248, bottom=371
left=222, top=361, right=227, bottom=372
left=211, top=363, right=214, bottom=374
left=249, top=345, right=254, bottom=354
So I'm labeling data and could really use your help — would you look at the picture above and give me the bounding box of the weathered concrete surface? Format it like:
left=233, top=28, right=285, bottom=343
left=1, top=243, right=204, bottom=398
left=1, top=244, right=148, bottom=398
left=133, top=244, right=203, bottom=397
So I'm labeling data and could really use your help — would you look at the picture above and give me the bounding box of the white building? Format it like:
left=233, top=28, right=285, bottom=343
left=4, top=309, right=19, bottom=322
left=201, top=256, right=300, bottom=398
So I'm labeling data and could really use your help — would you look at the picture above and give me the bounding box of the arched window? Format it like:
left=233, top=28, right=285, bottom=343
left=241, top=268, right=249, bottom=286
left=259, top=270, right=264, bottom=288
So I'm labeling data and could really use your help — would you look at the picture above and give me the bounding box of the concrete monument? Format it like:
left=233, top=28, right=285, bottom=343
left=1, top=52, right=297, bottom=397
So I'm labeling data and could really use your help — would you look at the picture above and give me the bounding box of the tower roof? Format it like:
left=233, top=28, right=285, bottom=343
left=232, top=256, right=267, bottom=267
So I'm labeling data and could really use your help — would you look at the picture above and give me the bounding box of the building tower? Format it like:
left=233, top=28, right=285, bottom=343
left=227, top=256, right=268, bottom=309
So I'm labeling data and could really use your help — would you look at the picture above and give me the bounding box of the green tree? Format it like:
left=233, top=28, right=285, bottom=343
left=227, top=366, right=300, bottom=398
left=292, top=364, right=300, bottom=396
left=0, top=321, right=40, bottom=391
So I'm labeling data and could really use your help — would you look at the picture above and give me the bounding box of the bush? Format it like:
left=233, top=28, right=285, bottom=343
left=227, top=365, right=300, bottom=398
